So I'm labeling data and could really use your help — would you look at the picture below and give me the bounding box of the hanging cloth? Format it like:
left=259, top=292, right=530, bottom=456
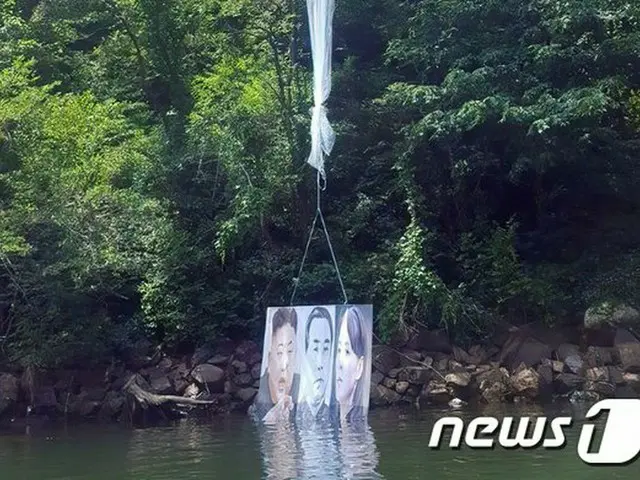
left=306, top=0, right=336, bottom=181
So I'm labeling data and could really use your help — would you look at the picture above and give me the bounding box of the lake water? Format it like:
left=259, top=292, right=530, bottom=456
left=1, top=401, right=638, bottom=479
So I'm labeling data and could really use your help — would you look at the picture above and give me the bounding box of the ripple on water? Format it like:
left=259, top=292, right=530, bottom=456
left=0, top=403, right=639, bottom=479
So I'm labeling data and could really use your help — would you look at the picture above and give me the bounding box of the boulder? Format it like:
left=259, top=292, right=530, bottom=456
left=371, top=370, right=385, bottom=386
left=500, top=335, right=552, bottom=371
left=395, top=381, right=409, bottom=395
left=536, top=364, right=553, bottom=398
left=616, top=343, right=640, bottom=373
left=555, top=343, right=580, bottom=361
left=234, top=373, right=254, bottom=388
left=248, top=352, right=263, bottom=367
left=192, top=346, right=215, bottom=366
left=399, top=350, right=423, bottom=367
left=148, top=368, right=173, bottom=395
left=608, top=367, right=625, bottom=385
left=585, top=367, right=609, bottom=383
left=585, top=302, right=640, bottom=329
left=231, top=360, right=248, bottom=374
left=452, top=346, right=473, bottom=364
left=623, top=372, right=640, bottom=391
left=585, top=381, right=615, bottom=398
left=564, top=354, right=584, bottom=375
left=372, top=345, right=401, bottom=374
left=250, top=364, right=262, bottom=381
left=583, top=346, right=614, bottom=367
left=398, top=367, right=432, bottom=385
left=510, top=367, right=540, bottom=399
left=168, top=363, right=190, bottom=395
left=382, top=377, right=396, bottom=390
left=235, top=388, right=257, bottom=403
left=468, top=345, right=490, bottom=364
left=98, top=391, right=125, bottom=419
left=191, top=364, right=225, bottom=393
left=420, top=380, right=451, bottom=404
left=370, top=384, right=401, bottom=406
left=234, top=340, right=259, bottom=363
left=477, top=367, right=510, bottom=403
left=553, top=373, right=584, bottom=394
left=207, top=354, right=230, bottom=366
left=445, top=372, right=471, bottom=388
left=551, top=360, right=565, bottom=374
left=387, top=368, right=402, bottom=379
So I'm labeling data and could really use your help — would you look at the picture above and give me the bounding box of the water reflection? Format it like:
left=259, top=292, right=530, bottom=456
left=256, top=416, right=383, bottom=480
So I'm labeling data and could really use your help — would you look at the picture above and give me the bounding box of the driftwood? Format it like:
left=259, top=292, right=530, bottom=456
left=123, top=374, right=215, bottom=409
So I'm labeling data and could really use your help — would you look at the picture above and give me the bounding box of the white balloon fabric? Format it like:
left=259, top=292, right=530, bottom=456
left=306, top=0, right=336, bottom=181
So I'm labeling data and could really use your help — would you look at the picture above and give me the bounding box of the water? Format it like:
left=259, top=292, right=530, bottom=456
left=0, top=402, right=638, bottom=479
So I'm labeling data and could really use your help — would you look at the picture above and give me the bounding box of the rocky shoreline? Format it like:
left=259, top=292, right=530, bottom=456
left=1, top=319, right=640, bottom=429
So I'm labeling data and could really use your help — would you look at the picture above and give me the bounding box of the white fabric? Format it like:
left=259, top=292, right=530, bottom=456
left=306, top=0, right=336, bottom=180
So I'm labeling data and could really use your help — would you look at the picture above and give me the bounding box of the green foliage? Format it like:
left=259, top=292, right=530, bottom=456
left=2, top=0, right=640, bottom=367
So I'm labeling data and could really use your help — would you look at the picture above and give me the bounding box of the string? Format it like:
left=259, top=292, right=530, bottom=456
left=289, top=169, right=348, bottom=306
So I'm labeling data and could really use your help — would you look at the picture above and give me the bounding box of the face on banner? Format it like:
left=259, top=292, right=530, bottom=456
left=254, top=304, right=373, bottom=425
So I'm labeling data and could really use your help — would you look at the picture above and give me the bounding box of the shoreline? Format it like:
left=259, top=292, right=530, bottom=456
left=1, top=321, right=639, bottom=430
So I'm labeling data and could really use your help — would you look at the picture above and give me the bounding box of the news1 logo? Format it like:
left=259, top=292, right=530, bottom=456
left=428, top=398, right=640, bottom=465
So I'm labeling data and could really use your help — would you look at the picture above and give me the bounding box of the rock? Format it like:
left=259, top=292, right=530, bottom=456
left=434, top=358, right=448, bottom=372
left=371, top=370, right=384, bottom=386
left=98, top=391, right=124, bottom=419
left=382, top=377, right=396, bottom=390
left=371, top=384, right=401, bottom=406
left=500, top=335, right=552, bottom=371
left=564, top=354, right=584, bottom=375
left=421, top=380, right=451, bottom=404
left=192, top=346, right=215, bottom=366
left=556, top=343, right=580, bottom=361
left=615, top=328, right=639, bottom=345
left=510, top=367, right=539, bottom=399
left=536, top=364, right=553, bottom=398
left=584, top=346, right=614, bottom=367
left=585, top=367, right=609, bottom=383
left=248, top=352, right=263, bottom=367
left=395, top=381, right=409, bottom=395
left=387, top=368, right=402, bottom=379
left=168, top=363, right=190, bottom=395
left=399, top=350, right=423, bottom=367
left=445, top=372, right=471, bottom=388
left=184, top=383, right=200, bottom=398
left=617, top=343, right=640, bottom=373
left=207, top=355, right=230, bottom=366
left=623, top=372, right=640, bottom=391
left=406, top=384, right=421, bottom=397
left=234, top=340, right=259, bottom=363
left=585, top=302, right=640, bottom=329
left=449, top=398, right=467, bottom=409
left=372, top=345, right=401, bottom=374
left=468, top=345, right=489, bottom=364
left=569, top=390, right=600, bottom=403
left=157, top=357, right=173, bottom=373
left=149, top=371, right=173, bottom=395
left=609, top=367, right=625, bottom=385
left=477, top=367, right=511, bottom=403
left=551, top=360, right=565, bottom=373
left=452, top=346, right=473, bottom=364
left=191, top=364, right=225, bottom=393
left=407, top=328, right=452, bottom=353
left=224, top=381, right=238, bottom=396
left=234, top=373, right=254, bottom=388
left=235, top=388, right=257, bottom=403
left=448, top=360, right=466, bottom=373
left=231, top=360, right=248, bottom=374
left=250, top=364, right=261, bottom=381
left=585, top=381, right=615, bottom=397
left=398, top=367, right=432, bottom=385
left=554, top=373, right=584, bottom=394
left=0, top=373, right=19, bottom=415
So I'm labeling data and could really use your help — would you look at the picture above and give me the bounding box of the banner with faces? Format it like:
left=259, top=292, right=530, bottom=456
left=253, top=304, right=373, bottom=425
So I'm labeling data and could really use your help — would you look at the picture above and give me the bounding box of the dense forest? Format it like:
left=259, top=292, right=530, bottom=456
left=1, top=0, right=640, bottom=369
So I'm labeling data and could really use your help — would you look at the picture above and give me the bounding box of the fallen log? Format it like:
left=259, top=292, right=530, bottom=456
left=123, top=374, right=215, bottom=409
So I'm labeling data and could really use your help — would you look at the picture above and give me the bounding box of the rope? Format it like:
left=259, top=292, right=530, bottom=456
left=289, top=170, right=349, bottom=306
